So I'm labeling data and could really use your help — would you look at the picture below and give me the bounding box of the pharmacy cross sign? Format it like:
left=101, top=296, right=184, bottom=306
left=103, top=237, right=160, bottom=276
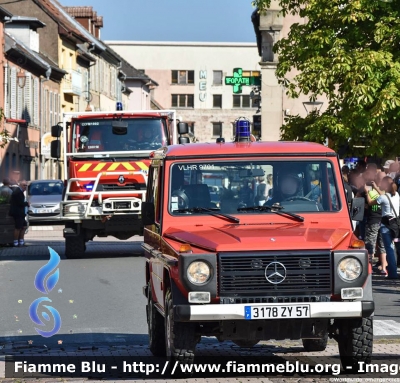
left=225, top=68, right=261, bottom=94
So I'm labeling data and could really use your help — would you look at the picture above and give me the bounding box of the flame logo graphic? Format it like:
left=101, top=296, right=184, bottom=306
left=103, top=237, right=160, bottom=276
left=29, top=247, right=62, bottom=338
left=34, top=247, right=60, bottom=294
left=29, top=297, right=61, bottom=338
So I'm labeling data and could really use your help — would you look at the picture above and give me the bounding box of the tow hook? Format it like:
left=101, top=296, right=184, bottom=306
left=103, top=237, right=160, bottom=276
left=101, top=215, right=113, bottom=223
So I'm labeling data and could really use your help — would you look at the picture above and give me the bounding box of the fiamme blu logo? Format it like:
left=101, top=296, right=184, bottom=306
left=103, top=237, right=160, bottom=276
left=29, top=247, right=62, bottom=338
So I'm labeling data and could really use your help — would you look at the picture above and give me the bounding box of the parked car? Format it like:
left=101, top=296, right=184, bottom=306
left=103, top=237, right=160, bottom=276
left=27, top=180, right=64, bottom=222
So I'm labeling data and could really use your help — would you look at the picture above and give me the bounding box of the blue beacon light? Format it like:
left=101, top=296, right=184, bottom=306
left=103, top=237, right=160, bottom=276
left=235, top=118, right=251, bottom=142
left=116, top=102, right=123, bottom=111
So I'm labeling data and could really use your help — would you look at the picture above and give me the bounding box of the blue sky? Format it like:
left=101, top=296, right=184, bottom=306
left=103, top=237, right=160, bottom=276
left=61, top=0, right=257, bottom=42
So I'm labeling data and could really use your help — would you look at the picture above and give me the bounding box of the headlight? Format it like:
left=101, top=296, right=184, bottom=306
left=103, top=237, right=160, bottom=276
left=65, top=204, right=86, bottom=214
left=187, top=261, right=211, bottom=285
left=337, top=257, right=362, bottom=281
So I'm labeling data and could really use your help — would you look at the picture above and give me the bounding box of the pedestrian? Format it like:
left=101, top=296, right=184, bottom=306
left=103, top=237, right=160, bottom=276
left=238, top=180, right=253, bottom=207
left=355, top=160, right=367, bottom=175
left=348, top=169, right=362, bottom=196
left=360, top=171, right=386, bottom=274
left=366, top=162, right=378, bottom=175
left=365, top=177, right=399, bottom=279
left=341, top=166, right=353, bottom=207
left=0, top=178, right=13, bottom=203
left=8, top=180, right=30, bottom=247
left=255, top=176, right=267, bottom=206
left=383, top=160, right=396, bottom=177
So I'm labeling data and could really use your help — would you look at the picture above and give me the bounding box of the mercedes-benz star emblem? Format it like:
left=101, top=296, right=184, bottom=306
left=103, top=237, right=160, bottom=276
left=118, top=175, right=125, bottom=184
left=265, top=262, right=286, bottom=284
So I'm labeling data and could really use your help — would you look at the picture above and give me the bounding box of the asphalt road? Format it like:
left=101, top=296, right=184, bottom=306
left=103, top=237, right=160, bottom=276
left=0, top=233, right=148, bottom=348
left=0, top=224, right=399, bottom=351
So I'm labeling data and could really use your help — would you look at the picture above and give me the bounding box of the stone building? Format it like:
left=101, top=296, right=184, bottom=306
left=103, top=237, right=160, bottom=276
left=108, top=41, right=262, bottom=142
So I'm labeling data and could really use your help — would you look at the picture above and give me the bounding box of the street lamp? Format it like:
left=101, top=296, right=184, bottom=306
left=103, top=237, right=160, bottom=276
left=17, top=69, right=27, bottom=88
left=303, top=101, right=323, bottom=115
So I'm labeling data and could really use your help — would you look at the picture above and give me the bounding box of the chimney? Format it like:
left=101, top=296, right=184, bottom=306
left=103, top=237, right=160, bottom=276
left=64, top=6, right=103, bottom=38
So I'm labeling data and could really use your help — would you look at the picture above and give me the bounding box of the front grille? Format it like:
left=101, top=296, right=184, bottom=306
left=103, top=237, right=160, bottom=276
left=28, top=213, right=59, bottom=217
left=219, top=252, right=331, bottom=297
left=100, top=183, right=146, bottom=191
left=31, top=204, right=57, bottom=208
left=220, top=295, right=331, bottom=304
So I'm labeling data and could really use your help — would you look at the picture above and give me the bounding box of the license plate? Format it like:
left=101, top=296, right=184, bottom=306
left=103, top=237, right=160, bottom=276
left=244, top=304, right=311, bottom=320
left=37, top=209, right=52, bottom=214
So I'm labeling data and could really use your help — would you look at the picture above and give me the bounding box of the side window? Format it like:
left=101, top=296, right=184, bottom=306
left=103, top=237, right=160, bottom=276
left=307, top=163, right=339, bottom=211
left=147, top=163, right=162, bottom=222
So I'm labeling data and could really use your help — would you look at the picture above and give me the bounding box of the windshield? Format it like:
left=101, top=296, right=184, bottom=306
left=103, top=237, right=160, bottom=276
left=28, top=181, right=63, bottom=196
left=72, top=118, right=167, bottom=153
left=169, top=160, right=341, bottom=215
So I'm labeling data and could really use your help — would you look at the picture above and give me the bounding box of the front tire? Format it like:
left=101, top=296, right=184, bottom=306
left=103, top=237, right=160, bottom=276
left=147, top=283, right=165, bottom=356
left=302, top=333, right=328, bottom=352
left=337, top=317, right=373, bottom=372
left=164, top=289, right=197, bottom=363
left=65, top=233, right=85, bottom=259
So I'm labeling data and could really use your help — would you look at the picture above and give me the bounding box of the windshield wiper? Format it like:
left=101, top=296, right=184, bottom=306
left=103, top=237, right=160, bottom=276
left=237, top=205, right=304, bottom=222
left=174, top=207, right=240, bottom=223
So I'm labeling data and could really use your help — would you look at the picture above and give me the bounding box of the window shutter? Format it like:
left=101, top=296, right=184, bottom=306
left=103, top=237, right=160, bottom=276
left=17, top=83, right=23, bottom=120
left=49, top=91, right=53, bottom=127
left=58, top=94, right=61, bottom=122
left=33, top=77, right=39, bottom=126
left=10, top=67, right=17, bottom=119
left=23, top=73, right=32, bottom=123
left=53, top=93, right=58, bottom=125
left=4, top=66, right=9, bottom=118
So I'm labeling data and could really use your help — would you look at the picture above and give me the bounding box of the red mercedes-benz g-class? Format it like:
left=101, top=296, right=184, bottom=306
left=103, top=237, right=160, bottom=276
left=141, top=138, right=372, bottom=371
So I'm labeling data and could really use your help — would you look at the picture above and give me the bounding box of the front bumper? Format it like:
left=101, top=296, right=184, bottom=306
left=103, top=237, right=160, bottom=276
left=174, top=301, right=374, bottom=322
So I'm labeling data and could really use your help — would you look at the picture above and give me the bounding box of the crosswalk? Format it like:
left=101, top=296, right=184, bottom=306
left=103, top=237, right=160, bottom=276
left=374, top=320, right=400, bottom=336
left=31, top=225, right=54, bottom=231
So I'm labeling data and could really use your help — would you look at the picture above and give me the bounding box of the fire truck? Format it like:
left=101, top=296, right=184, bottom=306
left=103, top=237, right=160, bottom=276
left=50, top=108, right=188, bottom=259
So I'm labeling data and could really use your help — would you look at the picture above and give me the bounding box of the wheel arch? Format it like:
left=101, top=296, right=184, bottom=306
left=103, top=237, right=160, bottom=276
left=163, top=267, right=187, bottom=307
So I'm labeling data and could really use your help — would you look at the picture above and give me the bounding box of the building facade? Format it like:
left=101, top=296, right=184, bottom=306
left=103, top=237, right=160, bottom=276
left=0, top=1, right=149, bottom=181
left=108, top=41, right=262, bottom=142
left=0, top=12, right=66, bottom=181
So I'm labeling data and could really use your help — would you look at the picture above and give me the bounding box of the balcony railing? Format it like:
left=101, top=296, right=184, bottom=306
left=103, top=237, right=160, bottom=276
left=63, top=69, right=82, bottom=96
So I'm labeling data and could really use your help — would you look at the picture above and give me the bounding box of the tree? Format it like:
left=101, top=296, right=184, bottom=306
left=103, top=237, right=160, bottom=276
left=252, top=0, right=400, bottom=156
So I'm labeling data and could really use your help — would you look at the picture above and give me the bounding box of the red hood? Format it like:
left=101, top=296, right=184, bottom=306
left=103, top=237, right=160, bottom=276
left=164, top=223, right=351, bottom=252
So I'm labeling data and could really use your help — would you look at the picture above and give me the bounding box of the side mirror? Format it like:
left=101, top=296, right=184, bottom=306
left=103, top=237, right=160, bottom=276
left=177, top=122, right=189, bottom=135
left=141, top=202, right=155, bottom=226
left=178, top=137, right=190, bottom=144
left=51, top=124, right=62, bottom=138
left=350, top=197, right=365, bottom=221
left=50, top=140, right=61, bottom=159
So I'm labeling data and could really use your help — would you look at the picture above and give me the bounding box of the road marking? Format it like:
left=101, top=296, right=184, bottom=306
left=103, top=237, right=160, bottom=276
left=31, top=226, right=54, bottom=231
left=374, top=320, right=400, bottom=336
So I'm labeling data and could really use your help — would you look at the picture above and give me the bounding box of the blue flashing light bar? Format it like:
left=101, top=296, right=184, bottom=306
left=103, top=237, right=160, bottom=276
left=85, top=184, right=94, bottom=190
left=235, top=118, right=251, bottom=142
left=116, top=102, right=123, bottom=111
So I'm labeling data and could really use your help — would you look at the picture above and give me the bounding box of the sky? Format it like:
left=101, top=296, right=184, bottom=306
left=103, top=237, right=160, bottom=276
left=60, top=0, right=257, bottom=42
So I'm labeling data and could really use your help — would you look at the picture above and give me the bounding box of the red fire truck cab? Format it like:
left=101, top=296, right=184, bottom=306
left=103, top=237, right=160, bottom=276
left=50, top=109, right=187, bottom=258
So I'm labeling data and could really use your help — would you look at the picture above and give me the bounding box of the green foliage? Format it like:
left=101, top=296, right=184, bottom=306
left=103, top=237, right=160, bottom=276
left=0, top=108, right=7, bottom=149
left=252, top=0, right=400, bottom=156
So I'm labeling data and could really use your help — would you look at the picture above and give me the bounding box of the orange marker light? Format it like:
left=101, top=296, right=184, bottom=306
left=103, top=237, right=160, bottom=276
left=179, top=244, right=192, bottom=253
left=350, top=239, right=365, bottom=249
